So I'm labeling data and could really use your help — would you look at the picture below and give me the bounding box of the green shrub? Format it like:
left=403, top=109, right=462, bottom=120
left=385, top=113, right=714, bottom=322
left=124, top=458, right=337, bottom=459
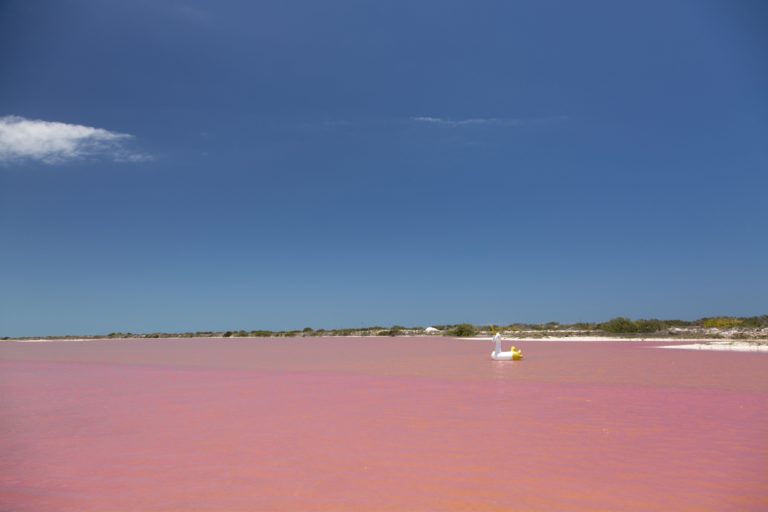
left=664, top=319, right=692, bottom=327
left=634, top=319, right=666, bottom=333
left=450, top=323, right=477, bottom=337
left=741, top=315, right=768, bottom=328
left=600, top=317, right=637, bottom=333
left=702, top=317, right=743, bottom=329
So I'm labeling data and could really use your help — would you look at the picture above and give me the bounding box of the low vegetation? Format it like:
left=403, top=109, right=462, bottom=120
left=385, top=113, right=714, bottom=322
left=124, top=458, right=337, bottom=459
left=450, top=324, right=477, bottom=337
left=3, top=315, right=767, bottom=341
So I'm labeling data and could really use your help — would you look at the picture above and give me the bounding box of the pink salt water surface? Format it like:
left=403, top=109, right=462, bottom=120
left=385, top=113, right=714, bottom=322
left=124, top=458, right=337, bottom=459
left=1, top=337, right=766, bottom=511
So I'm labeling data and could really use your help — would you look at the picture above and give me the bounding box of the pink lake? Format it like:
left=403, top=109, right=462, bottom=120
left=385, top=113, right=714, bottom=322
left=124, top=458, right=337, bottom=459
left=1, top=337, right=766, bottom=511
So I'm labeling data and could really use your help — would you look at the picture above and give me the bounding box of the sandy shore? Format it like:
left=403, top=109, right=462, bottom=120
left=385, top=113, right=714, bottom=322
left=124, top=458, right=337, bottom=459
left=465, top=336, right=768, bottom=352
left=658, top=341, right=768, bottom=352
left=465, top=335, right=757, bottom=343
left=6, top=335, right=768, bottom=348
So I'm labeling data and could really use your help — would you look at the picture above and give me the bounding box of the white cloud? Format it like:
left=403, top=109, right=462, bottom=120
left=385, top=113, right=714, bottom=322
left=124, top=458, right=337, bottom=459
left=410, top=115, right=568, bottom=127
left=0, top=115, right=150, bottom=165
left=411, top=116, right=446, bottom=124
left=411, top=116, right=520, bottom=127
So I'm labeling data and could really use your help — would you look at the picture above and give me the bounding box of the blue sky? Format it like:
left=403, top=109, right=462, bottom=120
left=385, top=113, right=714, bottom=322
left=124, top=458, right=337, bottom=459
left=1, top=0, right=766, bottom=336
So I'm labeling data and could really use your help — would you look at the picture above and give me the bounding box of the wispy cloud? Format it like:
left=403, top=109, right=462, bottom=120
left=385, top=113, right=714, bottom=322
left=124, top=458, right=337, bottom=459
left=411, top=116, right=518, bottom=127
left=410, top=115, right=567, bottom=127
left=0, top=115, right=151, bottom=165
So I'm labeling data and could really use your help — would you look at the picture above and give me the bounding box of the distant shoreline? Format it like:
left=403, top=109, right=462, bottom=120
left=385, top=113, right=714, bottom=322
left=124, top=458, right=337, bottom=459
left=4, top=335, right=768, bottom=352
left=5, top=316, right=767, bottom=344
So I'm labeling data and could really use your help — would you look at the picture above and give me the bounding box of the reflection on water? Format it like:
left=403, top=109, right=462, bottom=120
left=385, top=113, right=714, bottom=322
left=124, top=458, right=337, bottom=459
left=491, top=358, right=521, bottom=382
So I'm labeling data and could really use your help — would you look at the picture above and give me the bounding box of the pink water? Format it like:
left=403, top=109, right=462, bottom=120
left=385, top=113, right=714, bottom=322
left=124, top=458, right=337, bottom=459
left=1, top=337, right=766, bottom=511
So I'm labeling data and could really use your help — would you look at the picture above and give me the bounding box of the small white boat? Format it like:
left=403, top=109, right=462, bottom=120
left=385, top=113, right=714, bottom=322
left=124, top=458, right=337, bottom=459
left=491, top=333, right=523, bottom=361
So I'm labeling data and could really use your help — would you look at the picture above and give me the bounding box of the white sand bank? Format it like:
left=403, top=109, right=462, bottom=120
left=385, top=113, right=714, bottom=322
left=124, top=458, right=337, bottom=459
left=462, top=336, right=701, bottom=342
left=658, top=342, right=768, bottom=352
